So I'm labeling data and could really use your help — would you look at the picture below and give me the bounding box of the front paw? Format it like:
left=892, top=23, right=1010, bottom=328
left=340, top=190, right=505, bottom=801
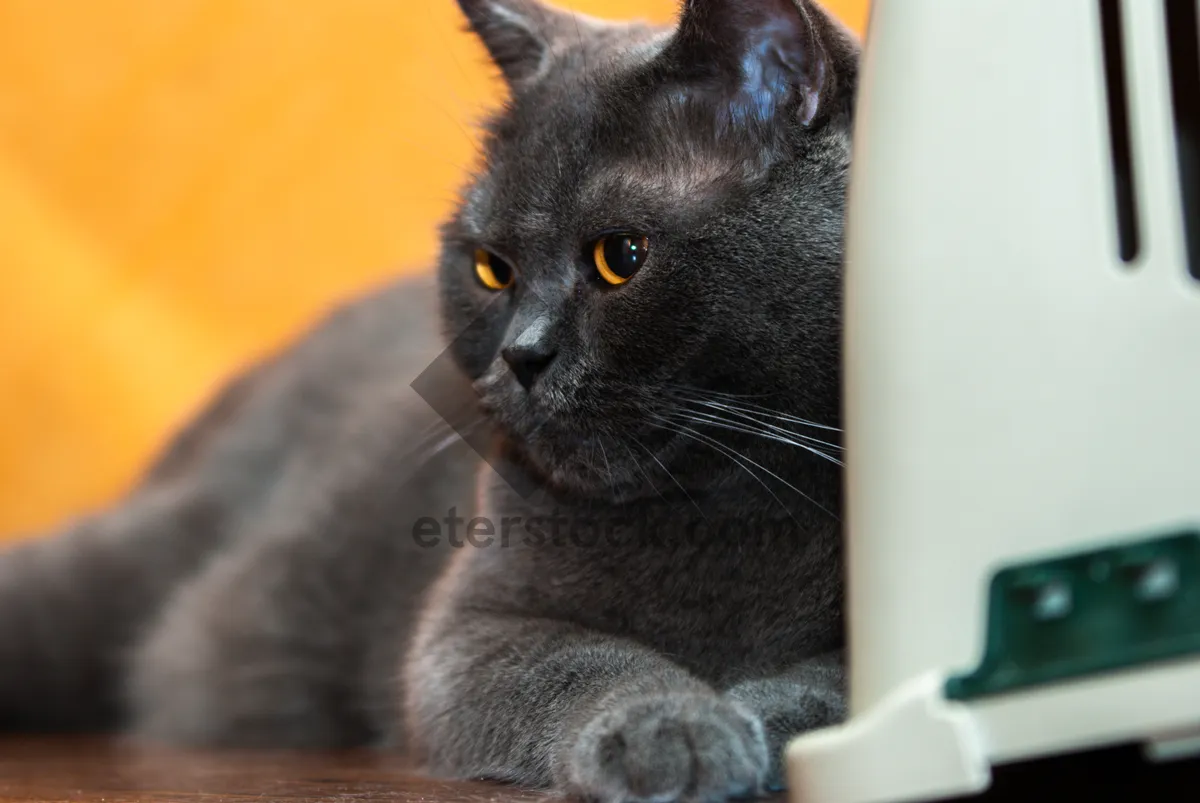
left=566, top=692, right=769, bottom=803
left=724, top=679, right=846, bottom=791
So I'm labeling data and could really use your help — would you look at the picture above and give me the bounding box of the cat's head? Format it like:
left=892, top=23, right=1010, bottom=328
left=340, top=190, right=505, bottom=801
left=438, top=0, right=858, bottom=508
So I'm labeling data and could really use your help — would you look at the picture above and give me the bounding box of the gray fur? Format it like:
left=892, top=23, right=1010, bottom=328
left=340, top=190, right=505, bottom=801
left=0, top=1, right=858, bottom=800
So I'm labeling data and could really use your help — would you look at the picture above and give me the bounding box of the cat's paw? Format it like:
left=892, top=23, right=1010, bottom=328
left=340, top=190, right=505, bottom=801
left=565, top=692, right=769, bottom=803
left=724, top=678, right=847, bottom=792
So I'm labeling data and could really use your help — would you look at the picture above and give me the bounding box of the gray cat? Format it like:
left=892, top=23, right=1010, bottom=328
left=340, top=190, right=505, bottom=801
left=0, top=1, right=859, bottom=801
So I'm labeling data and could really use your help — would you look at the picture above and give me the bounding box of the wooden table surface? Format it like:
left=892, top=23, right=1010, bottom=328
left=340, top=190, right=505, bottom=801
left=2, top=735, right=1198, bottom=802
left=0, top=737, right=545, bottom=803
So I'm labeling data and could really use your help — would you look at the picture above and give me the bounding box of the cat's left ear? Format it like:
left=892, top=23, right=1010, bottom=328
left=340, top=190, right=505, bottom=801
left=669, top=0, right=859, bottom=128
left=457, top=0, right=575, bottom=87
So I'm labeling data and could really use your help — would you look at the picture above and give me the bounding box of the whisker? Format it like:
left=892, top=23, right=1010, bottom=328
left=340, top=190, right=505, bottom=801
left=671, top=400, right=843, bottom=449
left=597, top=439, right=618, bottom=500
left=670, top=409, right=840, bottom=456
left=410, top=417, right=485, bottom=466
left=422, top=430, right=469, bottom=462
left=663, top=383, right=776, bottom=401
left=651, top=415, right=840, bottom=523
left=668, top=408, right=844, bottom=466
left=648, top=417, right=801, bottom=527
left=630, top=435, right=709, bottom=522
left=687, top=402, right=844, bottom=451
left=408, top=416, right=457, bottom=455
left=620, top=441, right=668, bottom=503
left=672, top=391, right=843, bottom=435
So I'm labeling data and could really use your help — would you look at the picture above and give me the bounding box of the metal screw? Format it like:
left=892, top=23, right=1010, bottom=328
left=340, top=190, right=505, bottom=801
left=1032, top=580, right=1073, bottom=621
left=1134, top=559, right=1179, bottom=602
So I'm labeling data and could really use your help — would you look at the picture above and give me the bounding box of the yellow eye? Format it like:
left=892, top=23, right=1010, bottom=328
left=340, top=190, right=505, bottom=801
left=593, top=234, right=649, bottom=286
left=474, top=249, right=514, bottom=290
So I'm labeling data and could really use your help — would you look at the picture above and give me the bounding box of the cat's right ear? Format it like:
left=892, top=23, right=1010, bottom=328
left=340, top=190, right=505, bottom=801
left=456, top=0, right=573, bottom=87
left=667, top=0, right=859, bottom=129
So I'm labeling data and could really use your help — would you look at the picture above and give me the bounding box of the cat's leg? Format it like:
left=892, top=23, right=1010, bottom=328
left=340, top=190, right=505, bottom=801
left=0, top=348, right=294, bottom=732
left=0, top=482, right=232, bottom=731
left=125, top=508, right=448, bottom=748
left=126, top=527, right=379, bottom=747
left=723, top=651, right=848, bottom=790
left=406, top=609, right=771, bottom=803
left=125, top=434, right=472, bottom=748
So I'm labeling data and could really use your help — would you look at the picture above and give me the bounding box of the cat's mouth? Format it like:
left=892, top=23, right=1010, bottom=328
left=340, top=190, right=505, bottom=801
left=474, top=377, right=679, bottom=502
left=496, top=411, right=675, bottom=502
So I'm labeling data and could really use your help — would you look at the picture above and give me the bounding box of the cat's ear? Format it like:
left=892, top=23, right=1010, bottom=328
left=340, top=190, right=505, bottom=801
left=670, top=0, right=858, bottom=128
left=457, top=0, right=574, bottom=87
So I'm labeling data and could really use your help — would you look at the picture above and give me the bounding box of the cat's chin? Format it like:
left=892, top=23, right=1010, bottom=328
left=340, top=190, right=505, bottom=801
left=499, top=429, right=662, bottom=505
left=513, top=442, right=634, bottom=503
left=475, top=375, right=680, bottom=503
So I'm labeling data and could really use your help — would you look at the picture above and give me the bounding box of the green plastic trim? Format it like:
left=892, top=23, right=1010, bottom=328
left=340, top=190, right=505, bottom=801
left=945, top=529, right=1200, bottom=701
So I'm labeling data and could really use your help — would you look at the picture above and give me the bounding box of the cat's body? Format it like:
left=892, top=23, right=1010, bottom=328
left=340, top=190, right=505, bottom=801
left=0, top=275, right=470, bottom=739
left=0, top=2, right=859, bottom=801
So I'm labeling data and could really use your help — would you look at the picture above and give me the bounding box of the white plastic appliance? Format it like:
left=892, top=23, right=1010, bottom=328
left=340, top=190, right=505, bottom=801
left=786, top=1, right=1200, bottom=801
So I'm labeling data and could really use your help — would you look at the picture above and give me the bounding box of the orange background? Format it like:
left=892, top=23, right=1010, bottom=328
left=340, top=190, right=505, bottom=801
left=0, top=0, right=868, bottom=540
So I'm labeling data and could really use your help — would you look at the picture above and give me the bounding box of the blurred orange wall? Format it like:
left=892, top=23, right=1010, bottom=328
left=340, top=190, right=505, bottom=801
left=0, top=0, right=869, bottom=539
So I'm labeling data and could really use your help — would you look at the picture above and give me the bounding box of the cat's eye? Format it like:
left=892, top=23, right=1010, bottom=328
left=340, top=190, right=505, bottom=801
left=592, top=234, right=649, bottom=286
left=474, top=249, right=514, bottom=290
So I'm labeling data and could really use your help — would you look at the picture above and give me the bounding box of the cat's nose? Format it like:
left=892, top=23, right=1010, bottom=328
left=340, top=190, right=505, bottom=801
left=502, top=343, right=556, bottom=391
